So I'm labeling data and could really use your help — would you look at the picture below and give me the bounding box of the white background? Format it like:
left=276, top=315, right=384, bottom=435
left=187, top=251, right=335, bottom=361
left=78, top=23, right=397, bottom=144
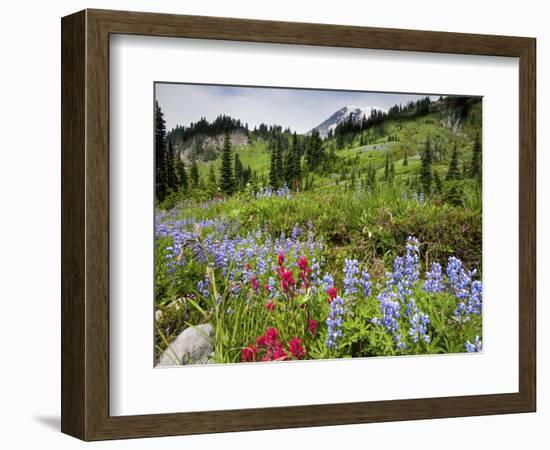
left=110, top=35, right=518, bottom=416
left=0, top=0, right=547, bottom=448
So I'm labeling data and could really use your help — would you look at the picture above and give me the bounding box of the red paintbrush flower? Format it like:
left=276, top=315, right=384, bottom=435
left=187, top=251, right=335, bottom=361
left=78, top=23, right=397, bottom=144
left=266, top=301, right=276, bottom=312
left=288, top=337, right=306, bottom=359
left=327, top=286, right=338, bottom=302
left=271, top=343, right=289, bottom=361
left=241, top=345, right=258, bottom=362
left=307, top=319, right=318, bottom=336
left=280, top=269, right=296, bottom=293
left=265, top=327, right=279, bottom=344
left=297, top=256, right=309, bottom=271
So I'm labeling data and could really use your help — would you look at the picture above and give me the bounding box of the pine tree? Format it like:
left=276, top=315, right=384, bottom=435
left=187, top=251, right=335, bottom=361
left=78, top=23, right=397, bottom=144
left=403, top=150, right=408, bottom=166
left=306, top=129, right=323, bottom=171
left=389, top=162, right=395, bottom=182
left=154, top=101, right=168, bottom=202
left=446, top=144, right=460, bottom=180
left=269, top=141, right=280, bottom=188
left=420, top=137, right=433, bottom=194
left=190, top=160, right=200, bottom=188
left=219, top=130, right=235, bottom=195
left=445, top=184, right=463, bottom=206
left=470, top=132, right=482, bottom=182
left=207, top=164, right=217, bottom=197
left=234, top=153, right=243, bottom=191
left=285, top=132, right=301, bottom=189
left=366, top=163, right=376, bottom=189
left=384, top=152, right=390, bottom=181
left=291, top=132, right=301, bottom=189
left=174, top=152, right=188, bottom=193
left=433, top=170, right=442, bottom=194
left=275, top=140, right=284, bottom=186
left=165, top=140, right=177, bottom=192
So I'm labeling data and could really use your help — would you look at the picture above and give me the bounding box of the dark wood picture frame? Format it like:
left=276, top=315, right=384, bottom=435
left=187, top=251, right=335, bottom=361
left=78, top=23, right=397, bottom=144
left=61, top=9, right=536, bottom=441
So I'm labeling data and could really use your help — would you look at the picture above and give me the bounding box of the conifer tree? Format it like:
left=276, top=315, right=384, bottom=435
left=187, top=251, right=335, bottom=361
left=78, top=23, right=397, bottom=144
left=389, top=162, right=395, bottom=182
left=190, top=160, right=200, bottom=188
left=269, top=141, right=280, bottom=188
left=366, top=163, right=376, bottom=189
left=446, top=144, right=460, bottom=180
left=174, top=153, right=188, bottom=193
left=420, top=137, right=433, bottom=194
left=285, top=132, right=301, bottom=189
left=275, top=140, right=284, bottom=186
left=384, top=152, right=390, bottom=181
left=433, top=170, right=443, bottom=194
left=207, top=164, right=217, bottom=197
left=470, top=132, right=482, bottom=182
left=445, top=184, right=463, bottom=206
left=165, top=140, right=177, bottom=192
left=306, top=129, right=323, bottom=171
left=403, top=150, right=408, bottom=166
left=234, top=153, right=243, bottom=191
left=220, top=130, right=235, bottom=195
left=154, top=101, right=168, bottom=202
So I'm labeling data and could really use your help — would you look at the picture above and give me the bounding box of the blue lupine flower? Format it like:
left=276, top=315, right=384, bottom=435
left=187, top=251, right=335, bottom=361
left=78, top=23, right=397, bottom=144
left=465, top=336, right=482, bottom=352
left=405, top=298, right=418, bottom=318
left=321, top=273, right=335, bottom=291
left=447, top=256, right=483, bottom=319
left=197, top=276, right=210, bottom=297
left=343, top=258, right=360, bottom=296
left=392, top=237, right=419, bottom=300
left=376, top=289, right=401, bottom=335
left=408, top=311, right=431, bottom=344
left=326, top=296, right=345, bottom=350
left=359, top=268, right=372, bottom=297
left=424, top=262, right=444, bottom=293
left=419, top=193, right=425, bottom=205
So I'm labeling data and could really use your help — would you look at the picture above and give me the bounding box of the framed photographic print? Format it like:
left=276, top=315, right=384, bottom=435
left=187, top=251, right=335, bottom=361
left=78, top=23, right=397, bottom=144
left=61, top=9, right=536, bottom=441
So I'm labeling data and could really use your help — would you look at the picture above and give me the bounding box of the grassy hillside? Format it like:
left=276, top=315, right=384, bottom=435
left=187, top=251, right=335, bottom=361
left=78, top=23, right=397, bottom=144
left=155, top=97, right=483, bottom=364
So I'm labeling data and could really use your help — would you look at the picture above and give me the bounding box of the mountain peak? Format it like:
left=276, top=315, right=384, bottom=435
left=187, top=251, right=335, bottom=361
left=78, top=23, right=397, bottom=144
left=308, top=105, right=387, bottom=138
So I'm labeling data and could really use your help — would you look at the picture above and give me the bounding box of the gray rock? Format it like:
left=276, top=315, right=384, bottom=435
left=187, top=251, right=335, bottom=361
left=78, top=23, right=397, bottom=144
left=157, top=323, right=215, bottom=366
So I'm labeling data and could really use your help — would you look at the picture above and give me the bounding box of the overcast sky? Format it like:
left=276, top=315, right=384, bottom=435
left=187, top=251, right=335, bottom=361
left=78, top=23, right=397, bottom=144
left=155, top=83, right=441, bottom=134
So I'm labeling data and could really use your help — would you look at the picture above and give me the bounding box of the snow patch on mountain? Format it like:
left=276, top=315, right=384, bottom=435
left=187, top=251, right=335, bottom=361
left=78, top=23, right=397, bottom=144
left=307, top=105, right=387, bottom=138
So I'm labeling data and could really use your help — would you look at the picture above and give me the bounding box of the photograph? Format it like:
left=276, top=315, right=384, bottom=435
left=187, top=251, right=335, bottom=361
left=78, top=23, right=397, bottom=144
left=153, top=83, right=483, bottom=366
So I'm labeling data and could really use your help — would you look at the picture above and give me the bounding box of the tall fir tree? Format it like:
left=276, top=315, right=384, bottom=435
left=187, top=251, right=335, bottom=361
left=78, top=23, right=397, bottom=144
left=420, top=137, right=433, bottom=194
left=366, top=163, right=377, bottom=189
left=306, top=129, right=323, bottom=171
left=269, top=140, right=280, bottom=188
left=190, top=160, right=200, bottom=188
left=446, top=144, right=460, bottom=180
left=403, top=150, right=408, bottom=166
left=291, top=132, right=302, bottom=189
left=234, top=153, right=243, bottom=191
left=389, top=162, right=395, bottom=182
left=384, top=152, right=390, bottom=181
left=165, top=140, right=177, bottom=192
left=207, top=164, right=217, bottom=197
left=445, top=183, right=463, bottom=206
left=154, top=101, right=168, bottom=202
left=433, top=170, right=443, bottom=194
left=219, top=130, right=235, bottom=195
left=275, top=139, right=284, bottom=186
left=285, top=132, right=301, bottom=189
left=174, top=152, right=188, bottom=193
left=470, top=132, right=482, bottom=182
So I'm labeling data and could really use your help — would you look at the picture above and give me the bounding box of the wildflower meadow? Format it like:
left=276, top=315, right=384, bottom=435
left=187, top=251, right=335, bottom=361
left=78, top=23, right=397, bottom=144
left=154, top=85, right=483, bottom=365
